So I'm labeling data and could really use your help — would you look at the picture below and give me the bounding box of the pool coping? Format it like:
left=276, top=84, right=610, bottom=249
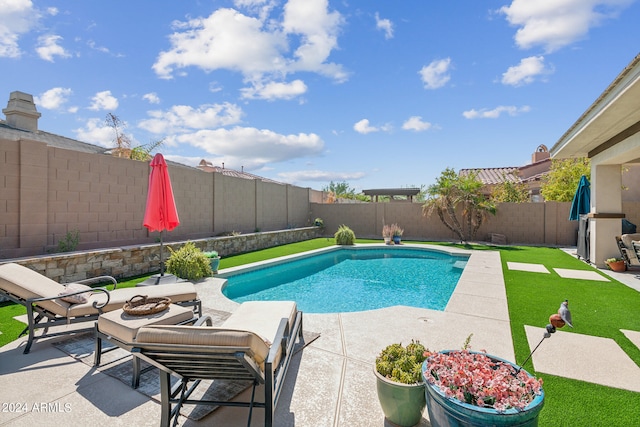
left=210, top=243, right=508, bottom=322
left=217, top=243, right=471, bottom=277
left=213, top=243, right=475, bottom=313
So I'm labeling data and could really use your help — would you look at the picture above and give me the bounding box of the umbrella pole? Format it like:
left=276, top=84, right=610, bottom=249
left=159, top=230, right=165, bottom=276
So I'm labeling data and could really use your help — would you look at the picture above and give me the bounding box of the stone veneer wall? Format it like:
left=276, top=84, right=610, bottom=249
left=0, top=227, right=320, bottom=285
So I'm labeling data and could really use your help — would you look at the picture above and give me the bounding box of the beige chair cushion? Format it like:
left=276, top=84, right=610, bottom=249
left=66, top=283, right=198, bottom=317
left=98, top=304, right=195, bottom=343
left=135, top=301, right=298, bottom=371
left=221, top=301, right=297, bottom=344
left=0, top=263, right=69, bottom=316
left=136, top=326, right=271, bottom=370
left=0, top=262, right=198, bottom=318
left=621, top=233, right=640, bottom=249
left=621, top=234, right=640, bottom=264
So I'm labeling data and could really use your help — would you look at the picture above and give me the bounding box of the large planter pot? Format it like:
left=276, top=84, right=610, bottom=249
left=209, top=257, right=220, bottom=273
left=393, top=236, right=402, bottom=244
left=607, top=260, right=626, bottom=272
left=422, top=354, right=544, bottom=427
left=375, top=368, right=426, bottom=427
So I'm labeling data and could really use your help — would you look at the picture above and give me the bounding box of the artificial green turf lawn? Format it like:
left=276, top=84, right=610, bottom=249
left=1, top=240, right=638, bottom=425
left=499, top=246, right=640, bottom=426
left=0, top=302, right=27, bottom=347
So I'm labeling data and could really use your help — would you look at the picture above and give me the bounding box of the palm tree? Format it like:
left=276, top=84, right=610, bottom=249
left=423, top=168, right=496, bottom=243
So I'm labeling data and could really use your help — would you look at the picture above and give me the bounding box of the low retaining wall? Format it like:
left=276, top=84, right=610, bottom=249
left=0, top=227, right=320, bottom=286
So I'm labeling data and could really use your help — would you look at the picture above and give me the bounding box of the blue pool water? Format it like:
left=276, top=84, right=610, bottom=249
left=221, top=247, right=468, bottom=313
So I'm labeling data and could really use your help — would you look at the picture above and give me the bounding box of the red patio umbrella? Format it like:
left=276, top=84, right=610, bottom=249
left=143, top=153, right=180, bottom=278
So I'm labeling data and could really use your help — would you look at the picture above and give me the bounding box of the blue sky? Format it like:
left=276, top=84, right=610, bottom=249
left=1, top=0, right=638, bottom=192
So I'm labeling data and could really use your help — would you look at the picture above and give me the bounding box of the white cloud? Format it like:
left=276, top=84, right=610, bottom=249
left=138, top=103, right=244, bottom=134
left=153, top=1, right=347, bottom=90
left=282, top=0, right=346, bottom=79
left=502, top=56, right=552, bottom=86
left=88, top=91, right=119, bottom=111
left=240, top=79, right=307, bottom=100
left=87, top=40, right=116, bottom=55
left=463, top=105, right=531, bottom=119
left=277, top=169, right=366, bottom=183
left=36, top=34, right=71, bottom=62
left=0, top=0, right=39, bottom=58
left=143, top=92, right=161, bottom=104
left=419, top=58, right=452, bottom=89
left=499, top=0, right=633, bottom=53
left=46, top=7, right=58, bottom=16
left=402, top=116, right=432, bottom=131
left=35, top=87, right=72, bottom=110
left=73, top=118, right=117, bottom=148
left=375, top=12, right=394, bottom=39
left=354, top=119, right=378, bottom=134
left=153, top=8, right=285, bottom=79
left=175, top=126, right=324, bottom=170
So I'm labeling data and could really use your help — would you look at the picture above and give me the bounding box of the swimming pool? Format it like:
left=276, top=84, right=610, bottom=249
left=220, top=246, right=469, bottom=313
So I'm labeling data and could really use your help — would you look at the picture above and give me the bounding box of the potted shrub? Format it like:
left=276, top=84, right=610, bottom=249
left=334, top=224, right=356, bottom=245
left=204, top=250, right=221, bottom=273
left=382, top=224, right=393, bottom=244
left=605, top=257, right=626, bottom=272
left=375, top=341, right=429, bottom=427
left=165, top=242, right=213, bottom=281
left=392, top=224, right=404, bottom=244
left=422, top=339, right=544, bottom=427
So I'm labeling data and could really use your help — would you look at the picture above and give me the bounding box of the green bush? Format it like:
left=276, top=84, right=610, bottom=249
left=334, top=224, right=355, bottom=245
left=165, top=241, right=213, bottom=281
left=58, top=230, right=80, bottom=252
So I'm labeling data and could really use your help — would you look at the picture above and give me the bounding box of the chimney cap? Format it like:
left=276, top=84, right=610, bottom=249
left=3, top=91, right=41, bottom=132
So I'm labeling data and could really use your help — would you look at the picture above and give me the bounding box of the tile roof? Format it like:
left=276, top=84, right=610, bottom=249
left=459, top=167, right=519, bottom=185
left=197, top=160, right=284, bottom=184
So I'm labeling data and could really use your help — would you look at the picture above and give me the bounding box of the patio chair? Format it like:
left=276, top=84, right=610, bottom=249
left=131, top=301, right=303, bottom=427
left=615, top=233, right=640, bottom=267
left=0, top=262, right=201, bottom=354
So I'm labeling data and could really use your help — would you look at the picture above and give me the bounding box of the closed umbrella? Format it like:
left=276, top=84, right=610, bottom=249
left=143, top=153, right=180, bottom=280
left=569, top=175, right=590, bottom=221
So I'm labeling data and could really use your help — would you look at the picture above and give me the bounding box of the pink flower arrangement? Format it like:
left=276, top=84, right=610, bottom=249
left=424, top=349, right=543, bottom=412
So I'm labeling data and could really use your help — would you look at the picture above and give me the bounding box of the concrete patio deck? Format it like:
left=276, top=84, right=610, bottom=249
left=1, top=245, right=638, bottom=426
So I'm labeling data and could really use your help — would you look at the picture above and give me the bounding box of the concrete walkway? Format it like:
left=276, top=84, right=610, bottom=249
left=1, top=244, right=638, bottom=426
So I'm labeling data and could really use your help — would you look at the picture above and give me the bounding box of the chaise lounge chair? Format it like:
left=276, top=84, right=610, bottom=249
left=615, top=233, right=640, bottom=268
left=0, top=262, right=201, bottom=353
left=131, top=300, right=303, bottom=427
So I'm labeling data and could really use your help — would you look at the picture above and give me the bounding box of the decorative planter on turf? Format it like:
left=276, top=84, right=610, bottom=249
left=422, top=353, right=545, bottom=427
left=374, top=368, right=426, bottom=427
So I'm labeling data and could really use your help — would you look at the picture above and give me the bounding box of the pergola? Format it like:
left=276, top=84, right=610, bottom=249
left=550, top=53, right=640, bottom=267
left=362, top=188, right=421, bottom=202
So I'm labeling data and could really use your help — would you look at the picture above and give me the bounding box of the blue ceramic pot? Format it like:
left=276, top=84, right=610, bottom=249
left=209, top=257, right=220, bottom=273
left=422, top=352, right=544, bottom=427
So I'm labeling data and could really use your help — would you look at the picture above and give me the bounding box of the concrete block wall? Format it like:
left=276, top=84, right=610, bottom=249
left=312, top=201, right=579, bottom=246
left=0, top=137, right=314, bottom=258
